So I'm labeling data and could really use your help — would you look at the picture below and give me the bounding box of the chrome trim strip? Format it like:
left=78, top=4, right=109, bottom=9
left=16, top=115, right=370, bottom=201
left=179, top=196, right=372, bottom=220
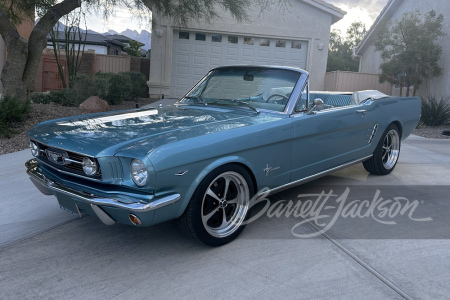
left=368, top=124, right=378, bottom=144
left=64, top=158, right=83, bottom=164
left=261, top=155, right=373, bottom=196
left=30, top=139, right=96, bottom=158
left=36, top=158, right=103, bottom=182
left=26, top=159, right=181, bottom=213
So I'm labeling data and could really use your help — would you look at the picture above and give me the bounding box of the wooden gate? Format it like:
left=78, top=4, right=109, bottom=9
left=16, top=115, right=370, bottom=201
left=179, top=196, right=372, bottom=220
left=42, top=58, right=68, bottom=92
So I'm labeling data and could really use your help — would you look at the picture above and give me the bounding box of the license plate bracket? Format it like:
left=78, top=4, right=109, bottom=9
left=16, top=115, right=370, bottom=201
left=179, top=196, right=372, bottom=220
left=57, top=196, right=82, bottom=217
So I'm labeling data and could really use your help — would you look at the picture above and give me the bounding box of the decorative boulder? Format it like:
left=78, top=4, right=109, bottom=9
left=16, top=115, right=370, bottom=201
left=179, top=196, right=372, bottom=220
left=79, top=96, right=109, bottom=113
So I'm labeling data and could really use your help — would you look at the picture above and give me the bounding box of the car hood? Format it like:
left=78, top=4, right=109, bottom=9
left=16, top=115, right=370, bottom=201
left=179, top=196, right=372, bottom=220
left=28, top=104, right=283, bottom=157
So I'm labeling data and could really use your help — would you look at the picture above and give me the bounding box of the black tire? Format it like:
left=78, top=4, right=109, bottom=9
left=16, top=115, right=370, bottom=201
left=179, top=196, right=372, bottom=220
left=363, top=123, right=401, bottom=175
left=178, top=164, right=254, bottom=246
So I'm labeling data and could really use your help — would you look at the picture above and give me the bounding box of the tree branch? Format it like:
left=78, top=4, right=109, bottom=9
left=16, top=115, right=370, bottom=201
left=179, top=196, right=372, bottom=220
left=23, top=0, right=82, bottom=89
left=0, top=7, right=22, bottom=46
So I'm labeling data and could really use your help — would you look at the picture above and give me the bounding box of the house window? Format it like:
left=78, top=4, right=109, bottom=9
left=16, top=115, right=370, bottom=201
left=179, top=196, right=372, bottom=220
left=113, top=49, right=119, bottom=55
left=179, top=32, right=190, bottom=39
left=259, top=39, right=270, bottom=46
left=212, top=34, right=222, bottom=42
left=195, top=33, right=206, bottom=41
left=275, top=40, right=286, bottom=48
left=244, top=37, right=254, bottom=45
left=291, top=41, right=302, bottom=49
left=228, top=36, right=238, bottom=44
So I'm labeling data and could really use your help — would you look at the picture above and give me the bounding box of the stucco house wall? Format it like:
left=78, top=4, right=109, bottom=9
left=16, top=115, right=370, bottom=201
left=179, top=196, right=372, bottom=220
left=149, top=0, right=344, bottom=98
left=355, top=0, right=450, bottom=97
left=84, top=45, right=108, bottom=55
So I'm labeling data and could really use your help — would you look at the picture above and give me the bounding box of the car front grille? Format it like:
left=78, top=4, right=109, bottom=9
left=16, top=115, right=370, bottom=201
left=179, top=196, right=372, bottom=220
left=33, top=141, right=102, bottom=180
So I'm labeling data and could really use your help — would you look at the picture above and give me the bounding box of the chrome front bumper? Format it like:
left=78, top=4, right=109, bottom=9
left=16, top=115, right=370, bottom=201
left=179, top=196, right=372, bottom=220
left=26, top=159, right=181, bottom=215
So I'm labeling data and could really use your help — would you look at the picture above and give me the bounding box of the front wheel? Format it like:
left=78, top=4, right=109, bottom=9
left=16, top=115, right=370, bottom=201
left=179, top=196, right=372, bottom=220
left=363, top=124, right=401, bottom=175
left=178, top=164, right=254, bottom=246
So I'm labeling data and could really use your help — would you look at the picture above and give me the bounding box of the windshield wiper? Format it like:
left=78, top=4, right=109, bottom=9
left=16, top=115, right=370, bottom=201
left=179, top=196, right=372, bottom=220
left=183, top=96, right=207, bottom=105
left=219, top=98, right=260, bottom=114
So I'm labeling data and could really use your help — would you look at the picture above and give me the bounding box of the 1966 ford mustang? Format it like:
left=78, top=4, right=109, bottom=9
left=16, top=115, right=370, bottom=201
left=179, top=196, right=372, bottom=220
left=26, top=66, right=421, bottom=246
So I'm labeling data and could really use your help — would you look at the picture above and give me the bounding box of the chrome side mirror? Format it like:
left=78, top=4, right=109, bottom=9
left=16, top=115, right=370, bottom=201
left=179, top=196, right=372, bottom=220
left=307, top=98, right=324, bottom=114
left=313, top=98, right=324, bottom=110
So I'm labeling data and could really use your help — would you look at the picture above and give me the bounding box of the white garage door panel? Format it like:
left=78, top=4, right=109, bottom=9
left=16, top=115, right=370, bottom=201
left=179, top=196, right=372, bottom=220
left=177, top=43, right=190, bottom=52
left=171, top=30, right=308, bottom=98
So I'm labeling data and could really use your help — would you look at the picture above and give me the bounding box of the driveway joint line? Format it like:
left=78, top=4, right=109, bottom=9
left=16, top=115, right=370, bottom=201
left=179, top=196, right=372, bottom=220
left=305, top=220, right=413, bottom=300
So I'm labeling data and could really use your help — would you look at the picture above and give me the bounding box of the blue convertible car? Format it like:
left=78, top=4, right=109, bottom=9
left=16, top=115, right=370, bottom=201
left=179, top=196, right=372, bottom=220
left=26, top=66, right=421, bottom=246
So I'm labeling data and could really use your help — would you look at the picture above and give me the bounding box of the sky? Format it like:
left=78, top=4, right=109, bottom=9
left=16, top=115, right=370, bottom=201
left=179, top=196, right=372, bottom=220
left=327, top=0, right=389, bottom=34
left=85, top=0, right=389, bottom=35
left=85, top=6, right=152, bottom=34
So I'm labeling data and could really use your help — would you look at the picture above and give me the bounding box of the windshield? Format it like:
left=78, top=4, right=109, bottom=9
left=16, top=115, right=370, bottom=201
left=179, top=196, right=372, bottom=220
left=181, top=67, right=300, bottom=112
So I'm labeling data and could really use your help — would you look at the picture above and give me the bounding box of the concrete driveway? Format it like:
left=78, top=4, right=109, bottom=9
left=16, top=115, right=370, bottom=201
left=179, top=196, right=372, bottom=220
left=0, top=135, right=449, bottom=299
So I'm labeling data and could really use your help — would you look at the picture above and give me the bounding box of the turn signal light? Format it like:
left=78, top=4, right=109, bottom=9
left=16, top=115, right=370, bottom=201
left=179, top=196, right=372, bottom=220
left=129, top=214, right=142, bottom=226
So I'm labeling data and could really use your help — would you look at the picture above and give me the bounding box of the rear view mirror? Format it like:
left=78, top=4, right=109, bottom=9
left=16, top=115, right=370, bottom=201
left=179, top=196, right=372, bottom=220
left=243, top=74, right=254, bottom=81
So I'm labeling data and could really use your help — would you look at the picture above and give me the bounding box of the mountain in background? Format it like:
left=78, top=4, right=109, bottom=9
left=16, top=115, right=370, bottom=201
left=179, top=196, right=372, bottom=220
left=51, top=21, right=100, bottom=35
left=104, top=29, right=151, bottom=50
left=48, top=21, right=152, bottom=50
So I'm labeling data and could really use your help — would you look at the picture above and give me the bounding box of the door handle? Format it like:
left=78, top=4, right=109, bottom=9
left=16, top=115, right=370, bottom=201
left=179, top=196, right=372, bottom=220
left=356, top=110, right=367, bottom=114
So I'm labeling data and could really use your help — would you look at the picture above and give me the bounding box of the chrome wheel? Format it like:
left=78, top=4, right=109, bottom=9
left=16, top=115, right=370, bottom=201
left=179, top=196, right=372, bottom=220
left=382, top=129, right=400, bottom=169
left=363, top=123, right=401, bottom=175
left=201, top=171, right=250, bottom=238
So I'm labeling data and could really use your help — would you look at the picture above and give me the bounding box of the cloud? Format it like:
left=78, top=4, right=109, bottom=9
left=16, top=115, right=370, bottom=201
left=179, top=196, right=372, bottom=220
left=84, top=5, right=152, bottom=34
left=327, top=0, right=389, bottom=34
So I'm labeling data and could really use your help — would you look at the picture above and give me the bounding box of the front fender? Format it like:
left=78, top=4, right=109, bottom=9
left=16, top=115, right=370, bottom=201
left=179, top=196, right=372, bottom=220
left=150, top=155, right=256, bottom=225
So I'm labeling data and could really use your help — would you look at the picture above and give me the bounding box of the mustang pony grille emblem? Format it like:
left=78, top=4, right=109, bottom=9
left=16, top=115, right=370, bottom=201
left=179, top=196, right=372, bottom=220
left=46, top=150, right=67, bottom=165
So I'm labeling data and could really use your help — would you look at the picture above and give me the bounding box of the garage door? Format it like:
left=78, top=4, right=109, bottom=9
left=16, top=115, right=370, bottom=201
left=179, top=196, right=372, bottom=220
left=170, top=30, right=308, bottom=98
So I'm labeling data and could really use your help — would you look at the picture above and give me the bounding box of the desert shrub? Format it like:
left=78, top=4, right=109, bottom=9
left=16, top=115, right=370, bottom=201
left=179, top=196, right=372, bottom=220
left=30, top=71, right=146, bottom=108
left=48, top=89, right=80, bottom=107
left=421, top=94, right=450, bottom=126
left=91, top=72, right=113, bottom=100
left=70, top=74, right=93, bottom=102
left=106, top=73, right=132, bottom=104
left=119, top=71, right=147, bottom=100
left=29, top=92, right=51, bottom=104
left=92, top=72, right=132, bottom=105
left=29, top=89, right=80, bottom=107
left=0, top=95, right=31, bottom=138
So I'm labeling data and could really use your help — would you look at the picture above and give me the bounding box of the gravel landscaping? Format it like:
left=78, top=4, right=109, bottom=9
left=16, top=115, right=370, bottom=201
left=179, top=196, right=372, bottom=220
left=412, top=124, right=450, bottom=139
left=0, top=99, right=448, bottom=155
left=0, top=98, right=158, bottom=155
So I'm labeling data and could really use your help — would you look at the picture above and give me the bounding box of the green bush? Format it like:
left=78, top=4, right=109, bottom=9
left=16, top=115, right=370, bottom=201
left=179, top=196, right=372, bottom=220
left=420, top=94, right=450, bottom=126
left=29, top=89, right=80, bottom=107
left=70, top=74, right=93, bottom=102
left=0, top=95, right=31, bottom=138
left=119, top=71, right=147, bottom=100
left=106, top=73, right=132, bottom=104
left=48, top=89, right=80, bottom=107
left=28, top=71, right=147, bottom=108
left=92, top=72, right=132, bottom=105
left=29, top=92, right=51, bottom=104
left=92, top=72, right=113, bottom=100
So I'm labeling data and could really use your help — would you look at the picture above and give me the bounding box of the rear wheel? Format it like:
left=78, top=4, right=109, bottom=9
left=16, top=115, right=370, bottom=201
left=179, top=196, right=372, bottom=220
left=178, top=164, right=254, bottom=246
left=363, top=124, right=401, bottom=175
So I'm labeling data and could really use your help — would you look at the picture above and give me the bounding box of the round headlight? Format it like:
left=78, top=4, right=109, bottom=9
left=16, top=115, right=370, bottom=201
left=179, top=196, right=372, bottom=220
left=30, top=141, right=39, bottom=157
left=82, top=157, right=98, bottom=175
left=131, top=159, right=148, bottom=187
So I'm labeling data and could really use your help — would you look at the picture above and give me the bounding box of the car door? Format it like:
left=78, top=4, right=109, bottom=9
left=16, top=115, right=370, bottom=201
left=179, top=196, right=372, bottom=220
left=290, top=105, right=369, bottom=181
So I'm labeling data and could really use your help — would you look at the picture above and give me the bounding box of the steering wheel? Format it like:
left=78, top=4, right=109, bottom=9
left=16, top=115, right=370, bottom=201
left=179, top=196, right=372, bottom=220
left=266, top=94, right=289, bottom=104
